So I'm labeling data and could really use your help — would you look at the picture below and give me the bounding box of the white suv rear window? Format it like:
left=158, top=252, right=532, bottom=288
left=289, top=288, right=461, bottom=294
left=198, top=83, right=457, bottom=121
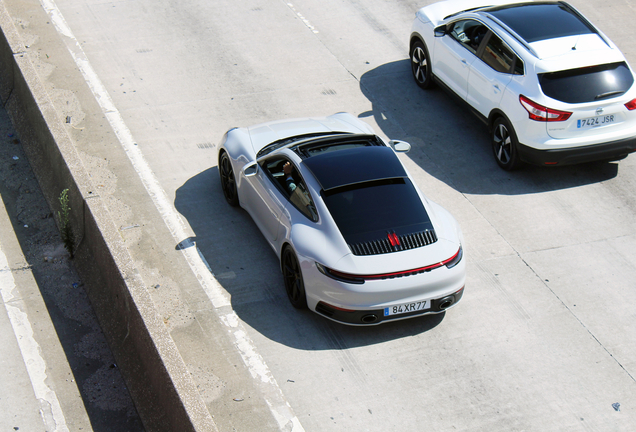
left=539, top=62, right=634, bottom=103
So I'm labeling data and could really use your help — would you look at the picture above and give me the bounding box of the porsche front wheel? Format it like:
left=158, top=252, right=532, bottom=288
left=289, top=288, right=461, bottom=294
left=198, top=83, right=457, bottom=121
left=219, top=151, right=239, bottom=206
left=282, top=247, right=308, bottom=309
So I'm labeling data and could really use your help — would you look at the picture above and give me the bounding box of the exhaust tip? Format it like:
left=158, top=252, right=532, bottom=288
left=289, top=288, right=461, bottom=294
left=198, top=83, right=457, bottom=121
left=361, top=314, right=378, bottom=324
left=437, top=296, right=455, bottom=311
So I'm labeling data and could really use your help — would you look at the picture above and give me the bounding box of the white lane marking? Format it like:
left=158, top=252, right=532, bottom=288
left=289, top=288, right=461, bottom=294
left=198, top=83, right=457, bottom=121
left=38, top=1, right=305, bottom=430
left=286, top=3, right=319, bottom=33
left=0, top=241, right=69, bottom=431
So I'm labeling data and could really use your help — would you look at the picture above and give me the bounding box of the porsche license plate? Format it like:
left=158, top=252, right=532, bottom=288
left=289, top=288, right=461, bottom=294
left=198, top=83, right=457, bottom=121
left=384, top=300, right=429, bottom=316
left=577, top=114, right=615, bottom=129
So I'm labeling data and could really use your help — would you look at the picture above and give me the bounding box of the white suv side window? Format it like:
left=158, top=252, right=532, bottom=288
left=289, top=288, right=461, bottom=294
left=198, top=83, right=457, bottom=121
left=480, top=33, right=517, bottom=74
left=449, top=20, right=489, bottom=55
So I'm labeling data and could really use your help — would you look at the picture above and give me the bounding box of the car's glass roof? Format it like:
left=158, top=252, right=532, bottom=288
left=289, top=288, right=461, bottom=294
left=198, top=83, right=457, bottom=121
left=485, top=2, right=595, bottom=43
left=303, top=146, right=406, bottom=191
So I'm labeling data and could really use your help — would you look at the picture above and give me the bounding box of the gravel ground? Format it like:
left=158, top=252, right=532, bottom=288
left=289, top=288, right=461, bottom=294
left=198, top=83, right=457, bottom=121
left=0, top=105, right=144, bottom=431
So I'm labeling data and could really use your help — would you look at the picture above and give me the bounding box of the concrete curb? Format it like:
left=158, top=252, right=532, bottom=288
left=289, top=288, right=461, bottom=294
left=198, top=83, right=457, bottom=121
left=0, top=3, right=218, bottom=431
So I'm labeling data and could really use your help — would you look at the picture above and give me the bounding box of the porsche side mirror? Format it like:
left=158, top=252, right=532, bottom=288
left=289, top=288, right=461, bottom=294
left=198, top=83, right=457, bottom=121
left=389, top=140, right=411, bottom=153
left=243, top=162, right=258, bottom=176
left=434, top=26, right=446, bottom=37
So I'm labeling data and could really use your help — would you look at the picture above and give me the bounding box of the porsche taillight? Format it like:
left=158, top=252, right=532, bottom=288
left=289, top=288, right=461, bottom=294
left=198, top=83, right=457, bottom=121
left=315, top=246, right=462, bottom=284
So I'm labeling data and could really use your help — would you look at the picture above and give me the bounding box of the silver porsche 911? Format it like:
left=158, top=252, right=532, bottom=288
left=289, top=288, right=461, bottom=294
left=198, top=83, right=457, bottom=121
left=218, top=112, right=465, bottom=325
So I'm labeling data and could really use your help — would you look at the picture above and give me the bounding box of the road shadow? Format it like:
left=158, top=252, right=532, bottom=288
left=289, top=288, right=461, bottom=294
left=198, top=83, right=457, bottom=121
left=358, top=59, right=620, bottom=195
left=174, top=167, right=445, bottom=350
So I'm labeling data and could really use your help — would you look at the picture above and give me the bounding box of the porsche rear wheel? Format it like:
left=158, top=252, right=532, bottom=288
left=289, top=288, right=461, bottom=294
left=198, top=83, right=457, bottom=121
left=410, top=40, right=433, bottom=89
left=282, top=247, right=308, bottom=309
left=219, top=151, right=239, bottom=206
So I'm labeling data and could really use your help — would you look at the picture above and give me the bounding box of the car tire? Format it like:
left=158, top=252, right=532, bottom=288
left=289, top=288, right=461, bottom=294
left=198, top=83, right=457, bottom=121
left=492, top=117, right=522, bottom=171
left=282, top=246, right=308, bottom=309
left=410, top=40, right=433, bottom=89
left=219, top=151, right=239, bottom=206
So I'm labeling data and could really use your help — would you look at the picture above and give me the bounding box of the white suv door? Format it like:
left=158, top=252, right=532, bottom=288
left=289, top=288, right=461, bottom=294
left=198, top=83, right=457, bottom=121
left=433, top=20, right=486, bottom=100
left=467, top=32, right=516, bottom=117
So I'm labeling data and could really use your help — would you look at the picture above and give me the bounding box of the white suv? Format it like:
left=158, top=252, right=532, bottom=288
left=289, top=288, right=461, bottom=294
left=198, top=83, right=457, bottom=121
left=410, top=0, right=636, bottom=170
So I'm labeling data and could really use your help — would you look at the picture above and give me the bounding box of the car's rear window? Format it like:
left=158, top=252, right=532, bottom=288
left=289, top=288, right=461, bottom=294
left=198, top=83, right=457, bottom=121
left=487, top=3, right=595, bottom=43
left=322, top=178, right=433, bottom=245
left=539, top=62, right=634, bottom=103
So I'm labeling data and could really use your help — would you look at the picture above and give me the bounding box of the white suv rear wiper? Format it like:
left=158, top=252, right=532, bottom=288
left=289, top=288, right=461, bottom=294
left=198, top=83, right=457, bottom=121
left=595, top=90, right=624, bottom=100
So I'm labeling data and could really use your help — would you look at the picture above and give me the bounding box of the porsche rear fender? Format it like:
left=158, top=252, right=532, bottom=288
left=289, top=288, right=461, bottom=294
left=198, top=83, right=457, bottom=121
left=285, top=223, right=348, bottom=270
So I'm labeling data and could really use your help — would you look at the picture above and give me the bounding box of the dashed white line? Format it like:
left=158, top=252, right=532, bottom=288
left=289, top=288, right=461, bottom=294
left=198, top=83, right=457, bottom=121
left=286, top=2, right=319, bottom=33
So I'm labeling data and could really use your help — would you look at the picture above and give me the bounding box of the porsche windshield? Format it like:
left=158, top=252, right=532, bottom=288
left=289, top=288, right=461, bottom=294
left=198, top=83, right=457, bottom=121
left=256, top=132, right=347, bottom=159
left=322, top=178, right=434, bottom=243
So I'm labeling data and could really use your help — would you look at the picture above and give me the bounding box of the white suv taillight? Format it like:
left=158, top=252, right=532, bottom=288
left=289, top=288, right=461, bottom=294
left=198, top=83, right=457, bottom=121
left=519, top=95, right=572, bottom=121
left=626, top=98, right=636, bottom=110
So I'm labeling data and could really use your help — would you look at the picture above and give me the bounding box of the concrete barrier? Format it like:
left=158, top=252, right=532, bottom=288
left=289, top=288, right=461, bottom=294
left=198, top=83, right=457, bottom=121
left=0, top=3, right=218, bottom=431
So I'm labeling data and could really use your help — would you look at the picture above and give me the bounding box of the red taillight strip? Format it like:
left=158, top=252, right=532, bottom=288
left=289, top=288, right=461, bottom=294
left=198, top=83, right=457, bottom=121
left=519, top=95, right=572, bottom=122
left=361, top=262, right=445, bottom=280
left=328, top=247, right=462, bottom=281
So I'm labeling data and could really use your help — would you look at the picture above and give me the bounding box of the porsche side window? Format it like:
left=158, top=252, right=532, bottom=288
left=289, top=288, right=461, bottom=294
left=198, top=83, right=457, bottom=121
left=261, top=157, right=318, bottom=222
left=480, top=34, right=515, bottom=74
left=289, top=182, right=318, bottom=222
left=449, top=20, right=488, bottom=54
left=261, top=157, right=292, bottom=192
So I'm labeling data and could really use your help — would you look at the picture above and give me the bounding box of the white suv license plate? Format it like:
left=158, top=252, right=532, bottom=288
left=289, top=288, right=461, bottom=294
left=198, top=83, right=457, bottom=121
left=577, top=114, right=615, bottom=129
left=384, top=300, right=430, bottom=316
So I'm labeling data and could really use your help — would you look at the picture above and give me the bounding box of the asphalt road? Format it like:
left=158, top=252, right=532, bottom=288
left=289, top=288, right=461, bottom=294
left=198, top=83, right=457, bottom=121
left=3, top=0, right=636, bottom=430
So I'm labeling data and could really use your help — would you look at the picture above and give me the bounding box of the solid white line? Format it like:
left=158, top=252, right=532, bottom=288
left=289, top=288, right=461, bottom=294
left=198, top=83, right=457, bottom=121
left=0, top=237, right=69, bottom=431
left=38, top=1, right=305, bottom=430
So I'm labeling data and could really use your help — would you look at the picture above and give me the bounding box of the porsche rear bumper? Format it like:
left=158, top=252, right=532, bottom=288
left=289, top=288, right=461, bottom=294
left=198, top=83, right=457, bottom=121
left=314, top=287, right=464, bottom=325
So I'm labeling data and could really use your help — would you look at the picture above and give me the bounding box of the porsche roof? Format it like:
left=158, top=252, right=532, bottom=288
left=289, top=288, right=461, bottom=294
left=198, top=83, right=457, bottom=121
left=303, top=145, right=407, bottom=191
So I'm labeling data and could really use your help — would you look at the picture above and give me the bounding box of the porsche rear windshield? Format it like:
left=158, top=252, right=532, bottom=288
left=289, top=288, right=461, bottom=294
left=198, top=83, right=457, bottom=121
left=539, top=62, right=634, bottom=103
left=322, top=178, right=434, bottom=243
